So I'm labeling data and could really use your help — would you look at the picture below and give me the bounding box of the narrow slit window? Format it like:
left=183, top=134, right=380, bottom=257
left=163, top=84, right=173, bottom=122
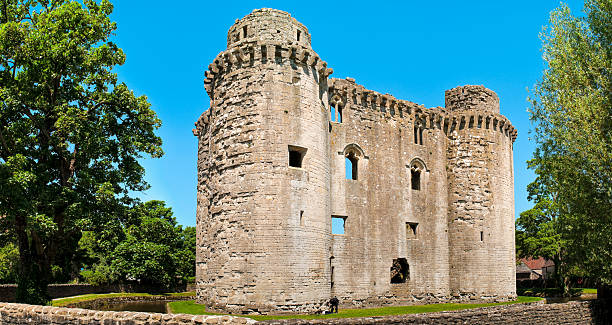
left=331, top=216, right=346, bottom=235
left=419, top=128, right=424, bottom=145
left=411, top=168, right=421, bottom=191
left=406, top=222, right=418, bottom=239
left=297, top=30, right=301, bottom=41
left=345, top=153, right=358, bottom=180
left=414, top=126, right=418, bottom=144
left=243, top=26, right=247, bottom=38
left=300, top=210, right=304, bottom=226
left=480, top=231, right=484, bottom=242
left=288, top=145, right=307, bottom=168
left=338, top=106, right=343, bottom=123
left=390, top=258, right=409, bottom=283
left=330, top=105, right=337, bottom=122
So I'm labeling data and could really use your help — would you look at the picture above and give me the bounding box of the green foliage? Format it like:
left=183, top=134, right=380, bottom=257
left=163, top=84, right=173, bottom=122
left=524, top=0, right=612, bottom=287
left=51, top=291, right=195, bottom=307
left=79, top=200, right=196, bottom=288
left=0, top=242, right=18, bottom=283
left=0, top=0, right=162, bottom=304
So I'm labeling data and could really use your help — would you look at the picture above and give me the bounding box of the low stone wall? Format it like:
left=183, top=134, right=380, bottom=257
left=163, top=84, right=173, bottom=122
left=0, top=302, right=256, bottom=324
left=261, top=300, right=610, bottom=324
left=0, top=300, right=608, bottom=324
left=59, top=294, right=194, bottom=310
left=0, top=283, right=192, bottom=302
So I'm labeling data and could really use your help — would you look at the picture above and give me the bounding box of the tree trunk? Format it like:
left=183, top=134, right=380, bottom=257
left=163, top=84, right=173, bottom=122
left=15, top=214, right=51, bottom=305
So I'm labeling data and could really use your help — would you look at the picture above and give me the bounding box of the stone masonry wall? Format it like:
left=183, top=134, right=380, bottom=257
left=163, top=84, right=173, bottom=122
left=261, top=300, right=610, bottom=324
left=195, top=8, right=334, bottom=315
left=195, top=8, right=518, bottom=314
left=0, top=302, right=255, bottom=324
left=327, top=78, right=451, bottom=306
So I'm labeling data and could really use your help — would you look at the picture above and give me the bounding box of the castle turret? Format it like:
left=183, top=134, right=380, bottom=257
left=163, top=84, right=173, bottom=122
left=445, top=85, right=516, bottom=301
left=194, top=9, right=333, bottom=314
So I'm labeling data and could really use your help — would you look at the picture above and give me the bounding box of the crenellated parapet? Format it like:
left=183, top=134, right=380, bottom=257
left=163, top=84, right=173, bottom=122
left=202, top=41, right=332, bottom=103
left=193, top=41, right=333, bottom=135
left=329, top=78, right=517, bottom=142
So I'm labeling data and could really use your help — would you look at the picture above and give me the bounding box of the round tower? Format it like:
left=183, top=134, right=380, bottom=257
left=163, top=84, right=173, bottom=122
left=445, top=85, right=516, bottom=301
left=194, top=9, right=333, bottom=314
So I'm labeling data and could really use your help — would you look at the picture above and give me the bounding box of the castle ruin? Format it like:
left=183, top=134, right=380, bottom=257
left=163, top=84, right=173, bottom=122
left=193, top=8, right=517, bottom=314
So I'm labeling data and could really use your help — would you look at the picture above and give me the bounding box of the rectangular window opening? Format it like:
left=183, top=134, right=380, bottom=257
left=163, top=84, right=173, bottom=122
left=411, top=169, right=421, bottom=191
left=331, top=216, right=346, bottom=235
left=480, top=231, right=484, bottom=242
left=330, top=105, right=337, bottom=122
left=243, top=26, right=247, bottom=39
left=300, top=210, right=304, bottom=226
left=390, top=258, right=409, bottom=283
left=345, top=155, right=358, bottom=180
left=288, top=145, right=307, bottom=168
left=406, top=222, right=418, bottom=239
left=413, top=126, right=418, bottom=144
left=419, top=128, right=424, bottom=145
left=297, top=30, right=301, bottom=42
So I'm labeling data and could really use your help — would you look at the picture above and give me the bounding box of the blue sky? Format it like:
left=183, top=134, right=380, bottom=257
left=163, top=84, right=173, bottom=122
left=109, top=1, right=585, bottom=227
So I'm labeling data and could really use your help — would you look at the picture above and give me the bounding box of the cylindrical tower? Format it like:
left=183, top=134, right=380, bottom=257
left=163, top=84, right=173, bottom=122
left=194, top=9, right=333, bottom=314
left=445, top=85, right=516, bottom=301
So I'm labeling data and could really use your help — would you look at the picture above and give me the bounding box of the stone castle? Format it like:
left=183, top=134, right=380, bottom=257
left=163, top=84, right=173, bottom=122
left=193, top=8, right=517, bottom=314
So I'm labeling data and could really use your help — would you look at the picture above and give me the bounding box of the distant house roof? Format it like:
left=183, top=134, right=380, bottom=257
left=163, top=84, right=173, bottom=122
left=521, top=257, right=554, bottom=270
left=516, top=262, right=532, bottom=274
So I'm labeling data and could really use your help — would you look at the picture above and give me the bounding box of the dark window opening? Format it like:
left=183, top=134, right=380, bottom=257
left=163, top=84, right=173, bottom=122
left=331, top=216, right=346, bottom=235
left=390, top=258, right=409, bottom=283
left=330, top=265, right=335, bottom=289
left=300, top=210, right=304, bottom=226
left=411, top=168, right=421, bottom=190
left=243, top=26, right=247, bottom=39
left=480, top=231, right=484, bottom=242
left=346, top=153, right=358, bottom=180
left=406, top=222, right=418, bottom=239
left=288, top=145, right=307, bottom=168
left=414, top=126, right=423, bottom=145
left=419, top=128, right=423, bottom=145
left=297, top=30, right=301, bottom=41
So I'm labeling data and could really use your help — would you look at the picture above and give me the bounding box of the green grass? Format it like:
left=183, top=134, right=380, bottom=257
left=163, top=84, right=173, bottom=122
left=517, top=287, right=597, bottom=297
left=52, top=291, right=195, bottom=307
left=168, top=296, right=543, bottom=321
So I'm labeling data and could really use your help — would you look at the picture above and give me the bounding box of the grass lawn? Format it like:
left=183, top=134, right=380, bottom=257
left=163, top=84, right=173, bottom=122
left=52, top=291, right=195, bottom=307
left=517, top=287, right=597, bottom=297
left=167, top=296, right=543, bottom=321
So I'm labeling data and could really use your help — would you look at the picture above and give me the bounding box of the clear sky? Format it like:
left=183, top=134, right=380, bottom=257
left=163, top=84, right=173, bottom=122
left=109, top=0, right=585, bottom=227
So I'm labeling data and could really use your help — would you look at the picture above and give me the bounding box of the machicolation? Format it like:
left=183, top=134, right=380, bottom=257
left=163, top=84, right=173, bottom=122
left=193, top=8, right=517, bottom=315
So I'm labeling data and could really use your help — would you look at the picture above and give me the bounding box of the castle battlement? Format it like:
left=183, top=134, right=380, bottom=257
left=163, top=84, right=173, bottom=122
left=329, top=78, right=517, bottom=142
left=195, top=8, right=517, bottom=315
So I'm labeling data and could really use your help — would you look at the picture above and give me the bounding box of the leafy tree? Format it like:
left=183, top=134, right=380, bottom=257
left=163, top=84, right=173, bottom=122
left=0, top=0, right=162, bottom=304
left=525, top=0, right=611, bottom=290
left=80, top=201, right=195, bottom=288
left=0, top=241, right=18, bottom=283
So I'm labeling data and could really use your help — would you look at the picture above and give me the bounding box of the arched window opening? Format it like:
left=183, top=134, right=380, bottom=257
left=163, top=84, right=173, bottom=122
left=414, top=123, right=424, bottom=145
left=346, top=152, right=358, bottom=180
left=411, top=168, right=420, bottom=190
